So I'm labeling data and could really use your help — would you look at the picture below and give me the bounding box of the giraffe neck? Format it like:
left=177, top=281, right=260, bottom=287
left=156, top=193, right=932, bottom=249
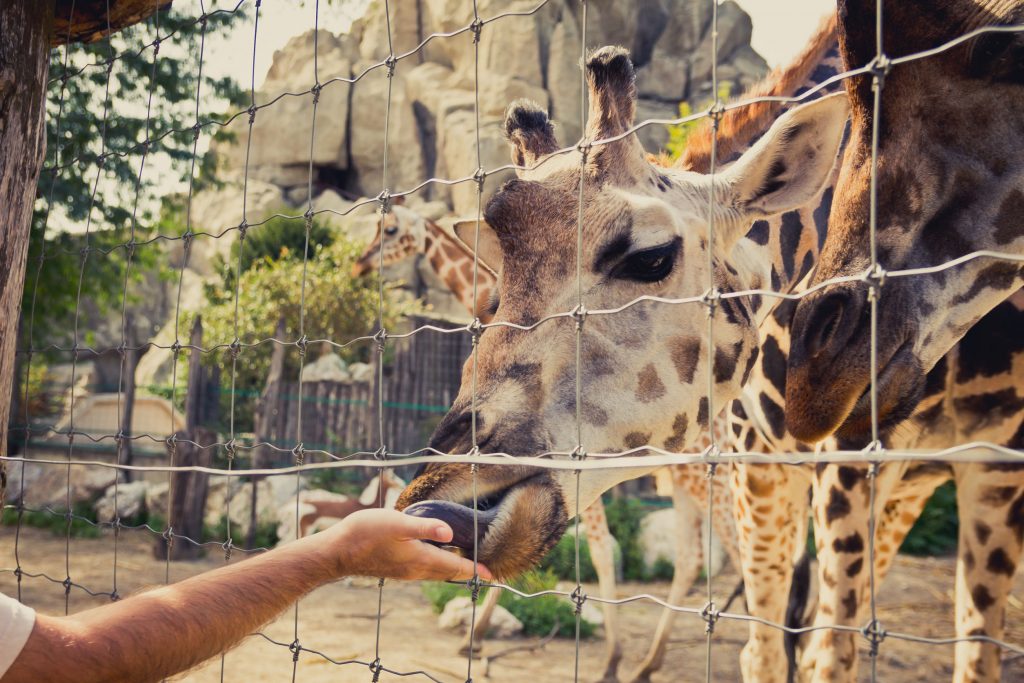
left=422, top=219, right=497, bottom=320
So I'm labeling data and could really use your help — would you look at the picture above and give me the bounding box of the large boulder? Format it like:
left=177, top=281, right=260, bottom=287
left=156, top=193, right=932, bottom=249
left=349, top=64, right=427, bottom=195
left=248, top=30, right=356, bottom=173
left=94, top=480, right=148, bottom=523
left=439, top=596, right=523, bottom=638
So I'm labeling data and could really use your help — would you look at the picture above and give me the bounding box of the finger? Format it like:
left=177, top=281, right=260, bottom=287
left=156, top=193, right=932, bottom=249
left=415, top=544, right=493, bottom=581
left=399, top=514, right=454, bottom=544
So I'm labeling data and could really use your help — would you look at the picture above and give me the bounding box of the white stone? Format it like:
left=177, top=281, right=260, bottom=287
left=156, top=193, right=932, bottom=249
left=348, top=362, right=374, bottom=383
left=94, top=481, right=148, bottom=523
left=439, top=596, right=523, bottom=638
left=638, top=507, right=726, bottom=578
left=301, top=353, right=351, bottom=383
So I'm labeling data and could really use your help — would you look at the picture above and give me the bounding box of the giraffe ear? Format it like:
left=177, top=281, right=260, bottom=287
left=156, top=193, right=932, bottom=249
left=584, top=46, right=648, bottom=180
left=721, top=92, right=849, bottom=243
left=505, top=99, right=559, bottom=174
left=453, top=219, right=502, bottom=274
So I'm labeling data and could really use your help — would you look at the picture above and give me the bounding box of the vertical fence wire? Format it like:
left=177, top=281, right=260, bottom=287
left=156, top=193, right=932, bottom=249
left=866, top=0, right=887, bottom=679
left=703, top=0, right=721, bottom=678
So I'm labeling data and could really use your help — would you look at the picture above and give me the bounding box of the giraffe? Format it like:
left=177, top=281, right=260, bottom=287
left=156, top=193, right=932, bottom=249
left=389, top=29, right=1024, bottom=679
left=671, top=14, right=1024, bottom=680
left=395, top=38, right=848, bottom=603
left=784, top=0, right=1024, bottom=445
left=354, top=200, right=743, bottom=682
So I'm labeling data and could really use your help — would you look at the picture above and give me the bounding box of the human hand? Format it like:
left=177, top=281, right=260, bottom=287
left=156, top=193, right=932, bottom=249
left=312, top=508, right=492, bottom=582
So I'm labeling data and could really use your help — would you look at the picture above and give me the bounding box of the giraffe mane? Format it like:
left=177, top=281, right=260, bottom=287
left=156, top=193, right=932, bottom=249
left=671, top=13, right=838, bottom=174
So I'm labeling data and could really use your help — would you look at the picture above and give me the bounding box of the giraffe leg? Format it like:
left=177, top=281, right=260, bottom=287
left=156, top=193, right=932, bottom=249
left=799, top=463, right=904, bottom=683
left=582, top=499, right=624, bottom=683
left=458, top=586, right=501, bottom=655
left=624, top=467, right=705, bottom=683
left=734, top=463, right=808, bottom=683
left=951, top=464, right=1024, bottom=683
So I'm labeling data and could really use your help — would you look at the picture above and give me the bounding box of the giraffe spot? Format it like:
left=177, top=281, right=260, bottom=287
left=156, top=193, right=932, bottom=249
left=623, top=431, right=651, bottom=449
left=971, top=584, right=995, bottom=612
left=740, top=345, right=759, bottom=385
left=837, top=466, right=865, bottom=491
left=975, top=520, right=993, bottom=545
left=713, top=342, right=741, bottom=384
left=841, top=589, right=858, bottom=619
left=965, top=549, right=976, bottom=570
left=663, top=414, right=689, bottom=451
left=759, top=392, right=786, bottom=440
left=986, top=547, right=1016, bottom=577
left=994, top=188, right=1024, bottom=245
left=583, top=401, right=609, bottom=426
left=744, top=429, right=756, bottom=450
left=635, top=363, right=666, bottom=403
left=745, top=471, right=775, bottom=497
left=825, top=487, right=852, bottom=524
left=832, top=532, right=864, bottom=554
left=845, top=558, right=864, bottom=577
left=668, top=336, right=701, bottom=384
left=760, top=334, right=787, bottom=396
left=696, top=397, right=708, bottom=428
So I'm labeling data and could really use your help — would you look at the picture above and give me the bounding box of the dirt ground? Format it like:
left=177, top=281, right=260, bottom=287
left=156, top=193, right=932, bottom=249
left=2, top=526, right=1022, bottom=682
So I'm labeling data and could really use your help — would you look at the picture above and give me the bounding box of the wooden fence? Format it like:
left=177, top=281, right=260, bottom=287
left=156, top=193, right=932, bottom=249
left=256, top=316, right=473, bottom=463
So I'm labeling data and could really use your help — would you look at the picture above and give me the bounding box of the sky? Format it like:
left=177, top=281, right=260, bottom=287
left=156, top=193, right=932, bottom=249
left=205, top=0, right=837, bottom=90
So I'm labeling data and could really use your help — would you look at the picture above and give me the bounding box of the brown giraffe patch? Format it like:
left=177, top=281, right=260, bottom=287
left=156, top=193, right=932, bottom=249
left=994, top=188, right=1024, bottom=245
left=845, top=557, right=863, bottom=577
left=663, top=413, right=689, bottom=451
left=841, top=589, right=858, bottom=620
left=986, top=547, right=1016, bottom=577
left=668, top=336, right=701, bottom=384
left=635, top=363, right=666, bottom=403
left=975, top=520, right=992, bottom=545
left=972, top=584, right=995, bottom=612
left=623, top=431, right=651, bottom=449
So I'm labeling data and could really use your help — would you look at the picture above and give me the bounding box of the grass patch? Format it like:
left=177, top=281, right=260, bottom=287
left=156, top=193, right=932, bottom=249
left=1, top=500, right=102, bottom=538
left=422, top=569, right=595, bottom=638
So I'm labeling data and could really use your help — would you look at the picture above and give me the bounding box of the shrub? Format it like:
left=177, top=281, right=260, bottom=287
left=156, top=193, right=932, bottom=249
left=1, top=500, right=102, bottom=539
left=538, top=532, right=597, bottom=582
left=421, top=569, right=595, bottom=639
left=603, top=498, right=649, bottom=581
left=900, top=481, right=959, bottom=556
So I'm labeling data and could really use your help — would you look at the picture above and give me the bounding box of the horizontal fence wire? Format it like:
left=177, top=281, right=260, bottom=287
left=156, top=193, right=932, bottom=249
left=4, top=0, right=1024, bottom=681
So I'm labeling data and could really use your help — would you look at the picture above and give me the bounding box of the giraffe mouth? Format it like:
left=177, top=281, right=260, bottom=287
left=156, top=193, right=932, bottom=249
left=403, top=498, right=502, bottom=551
left=836, top=337, right=923, bottom=441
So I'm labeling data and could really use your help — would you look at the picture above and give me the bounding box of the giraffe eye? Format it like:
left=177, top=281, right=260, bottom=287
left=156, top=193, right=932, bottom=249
left=611, top=238, right=680, bottom=283
left=385, top=225, right=399, bottom=236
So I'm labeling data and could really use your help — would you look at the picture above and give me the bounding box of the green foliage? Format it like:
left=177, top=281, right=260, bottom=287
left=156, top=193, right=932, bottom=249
left=186, top=217, right=418, bottom=432
left=900, top=482, right=959, bottom=556
left=206, top=211, right=336, bottom=299
left=203, top=514, right=279, bottom=549
left=26, top=7, right=244, bottom=351
left=650, top=556, right=676, bottom=582
left=421, top=569, right=595, bottom=639
left=1, top=501, right=102, bottom=539
left=603, top=498, right=649, bottom=581
left=664, top=83, right=733, bottom=161
left=538, top=532, right=597, bottom=583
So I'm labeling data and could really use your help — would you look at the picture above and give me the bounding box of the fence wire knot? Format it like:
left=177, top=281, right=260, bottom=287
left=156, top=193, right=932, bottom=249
left=570, top=304, right=587, bottom=331
left=708, top=100, right=726, bottom=123
left=292, top=443, right=305, bottom=466
left=373, top=445, right=388, bottom=461
left=701, top=601, right=720, bottom=635
left=575, top=138, right=593, bottom=157
left=373, top=327, right=388, bottom=353
left=289, top=639, right=301, bottom=662
left=377, top=190, right=393, bottom=214
left=310, top=82, right=322, bottom=104
left=868, top=53, right=892, bottom=89
left=237, top=219, right=249, bottom=240
left=470, top=18, right=484, bottom=44
left=468, top=575, right=482, bottom=602
left=296, top=334, right=309, bottom=357
left=570, top=586, right=587, bottom=615
left=570, top=445, right=587, bottom=461
left=247, top=105, right=257, bottom=125
left=473, top=167, right=487, bottom=192
left=369, top=657, right=383, bottom=682
left=229, top=338, right=242, bottom=360
left=862, top=618, right=887, bottom=653
left=62, top=577, right=72, bottom=595
left=701, top=287, right=721, bottom=315
left=224, top=438, right=237, bottom=461
left=222, top=538, right=234, bottom=561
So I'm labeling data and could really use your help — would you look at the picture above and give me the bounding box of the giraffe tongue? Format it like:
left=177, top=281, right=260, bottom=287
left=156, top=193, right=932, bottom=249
left=403, top=500, right=499, bottom=552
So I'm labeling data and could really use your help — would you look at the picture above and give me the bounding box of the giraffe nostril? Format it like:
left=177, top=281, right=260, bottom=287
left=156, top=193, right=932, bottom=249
left=804, top=292, right=848, bottom=358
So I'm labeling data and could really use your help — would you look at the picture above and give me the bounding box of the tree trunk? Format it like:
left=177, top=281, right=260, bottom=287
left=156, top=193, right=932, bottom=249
left=0, top=0, right=54, bottom=508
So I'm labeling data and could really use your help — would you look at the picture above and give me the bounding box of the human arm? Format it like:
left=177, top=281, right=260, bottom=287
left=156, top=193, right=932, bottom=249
left=2, top=508, right=489, bottom=683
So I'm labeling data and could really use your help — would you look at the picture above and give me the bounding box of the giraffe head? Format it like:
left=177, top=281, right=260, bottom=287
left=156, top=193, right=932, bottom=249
left=785, top=0, right=1024, bottom=444
left=397, top=47, right=849, bottom=578
left=351, top=197, right=425, bottom=277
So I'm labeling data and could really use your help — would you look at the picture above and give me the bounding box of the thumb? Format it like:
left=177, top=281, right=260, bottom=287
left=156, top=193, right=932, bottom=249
left=403, top=514, right=454, bottom=545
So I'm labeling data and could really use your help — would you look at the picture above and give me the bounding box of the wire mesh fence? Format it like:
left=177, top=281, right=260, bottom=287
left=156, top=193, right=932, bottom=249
left=3, top=0, right=1024, bottom=681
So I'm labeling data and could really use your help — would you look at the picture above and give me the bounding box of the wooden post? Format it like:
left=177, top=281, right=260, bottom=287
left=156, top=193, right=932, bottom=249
left=155, top=316, right=211, bottom=560
left=249, top=315, right=287, bottom=547
left=0, top=0, right=53, bottom=508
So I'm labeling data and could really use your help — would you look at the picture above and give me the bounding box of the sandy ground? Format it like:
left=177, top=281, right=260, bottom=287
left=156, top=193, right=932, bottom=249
left=2, top=526, right=1022, bottom=683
